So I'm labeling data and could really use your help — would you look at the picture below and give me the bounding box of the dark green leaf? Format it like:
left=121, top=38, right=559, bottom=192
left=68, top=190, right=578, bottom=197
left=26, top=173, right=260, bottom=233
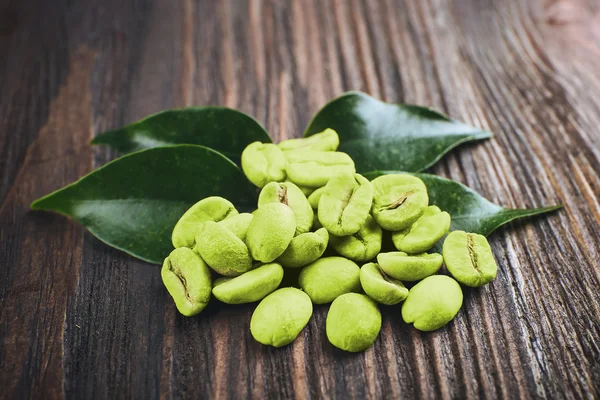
left=31, top=145, right=257, bottom=264
left=91, top=107, right=272, bottom=165
left=304, top=91, right=492, bottom=172
left=363, top=171, right=562, bottom=236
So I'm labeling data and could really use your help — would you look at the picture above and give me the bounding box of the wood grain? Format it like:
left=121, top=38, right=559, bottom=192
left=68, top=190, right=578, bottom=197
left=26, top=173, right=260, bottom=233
left=0, top=0, right=599, bottom=398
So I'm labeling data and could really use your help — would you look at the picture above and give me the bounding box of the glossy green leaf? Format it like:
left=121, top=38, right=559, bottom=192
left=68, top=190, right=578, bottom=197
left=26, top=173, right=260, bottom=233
left=91, top=107, right=272, bottom=165
left=304, top=91, right=492, bottom=172
left=31, top=145, right=257, bottom=264
left=363, top=171, right=562, bottom=236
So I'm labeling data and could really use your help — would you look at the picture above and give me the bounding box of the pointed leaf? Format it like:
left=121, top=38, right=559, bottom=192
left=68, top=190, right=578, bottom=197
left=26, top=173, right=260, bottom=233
left=304, top=92, right=492, bottom=172
left=363, top=171, right=562, bottom=236
left=91, top=107, right=272, bottom=165
left=31, top=145, right=257, bottom=264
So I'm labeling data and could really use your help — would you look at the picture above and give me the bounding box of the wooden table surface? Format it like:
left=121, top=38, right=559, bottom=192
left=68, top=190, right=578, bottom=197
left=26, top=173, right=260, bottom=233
left=1, top=0, right=599, bottom=398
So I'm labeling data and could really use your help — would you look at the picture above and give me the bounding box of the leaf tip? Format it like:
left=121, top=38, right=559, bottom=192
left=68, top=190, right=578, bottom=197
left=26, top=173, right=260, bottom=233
left=475, top=129, right=493, bottom=139
left=541, top=204, right=565, bottom=213
left=30, top=197, right=50, bottom=211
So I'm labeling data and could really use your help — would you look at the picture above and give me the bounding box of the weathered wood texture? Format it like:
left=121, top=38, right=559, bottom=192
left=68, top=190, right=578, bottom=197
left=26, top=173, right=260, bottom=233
left=1, top=0, right=599, bottom=398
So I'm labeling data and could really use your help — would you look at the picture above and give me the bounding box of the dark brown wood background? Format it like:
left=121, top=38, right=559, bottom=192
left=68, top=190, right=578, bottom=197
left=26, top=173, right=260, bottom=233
left=1, top=0, right=599, bottom=398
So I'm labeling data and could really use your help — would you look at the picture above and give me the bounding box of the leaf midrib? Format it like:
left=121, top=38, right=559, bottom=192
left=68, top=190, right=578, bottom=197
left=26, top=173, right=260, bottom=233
left=40, top=198, right=191, bottom=206
left=450, top=206, right=561, bottom=221
left=339, top=130, right=491, bottom=144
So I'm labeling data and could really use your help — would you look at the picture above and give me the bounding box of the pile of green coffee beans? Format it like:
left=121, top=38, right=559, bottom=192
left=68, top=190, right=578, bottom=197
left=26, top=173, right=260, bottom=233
left=162, top=129, right=499, bottom=352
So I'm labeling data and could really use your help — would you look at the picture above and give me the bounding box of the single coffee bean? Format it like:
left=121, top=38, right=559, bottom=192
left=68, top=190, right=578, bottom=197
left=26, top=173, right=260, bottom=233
left=194, top=221, right=253, bottom=276
left=241, top=141, right=287, bottom=188
left=377, top=251, right=443, bottom=281
left=307, top=186, right=326, bottom=209
left=402, top=275, right=463, bottom=331
left=172, top=196, right=238, bottom=248
left=371, top=174, right=429, bottom=231
left=277, top=228, right=329, bottom=268
left=326, top=293, right=381, bottom=352
left=161, top=248, right=212, bottom=316
left=298, top=256, right=361, bottom=304
left=278, top=128, right=339, bottom=152
left=250, top=287, right=313, bottom=347
left=212, top=263, right=284, bottom=304
left=359, top=262, right=408, bottom=305
left=258, top=181, right=313, bottom=235
left=285, top=151, right=355, bottom=188
left=392, top=205, right=451, bottom=253
left=246, top=203, right=296, bottom=262
left=318, top=173, right=373, bottom=236
left=442, top=230, right=498, bottom=287
left=329, top=215, right=382, bottom=262
left=218, top=213, right=254, bottom=241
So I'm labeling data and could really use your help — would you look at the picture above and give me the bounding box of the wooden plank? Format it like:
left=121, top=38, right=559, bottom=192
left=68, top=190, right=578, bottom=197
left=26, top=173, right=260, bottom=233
left=62, top=1, right=183, bottom=399
left=0, top=2, right=95, bottom=398
left=0, top=40, right=95, bottom=400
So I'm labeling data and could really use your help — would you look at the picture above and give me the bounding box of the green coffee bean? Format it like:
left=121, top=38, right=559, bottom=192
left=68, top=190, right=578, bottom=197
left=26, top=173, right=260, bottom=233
left=241, top=142, right=287, bottom=188
left=326, top=293, right=381, bottom=352
left=371, top=174, right=429, bottom=231
left=318, top=173, right=373, bottom=236
left=278, top=128, right=340, bottom=152
left=246, top=203, right=296, bottom=262
left=218, top=213, right=254, bottom=240
left=392, top=205, right=451, bottom=253
left=307, top=187, right=326, bottom=209
left=377, top=251, right=443, bottom=281
left=442, top=230, right=498, bottom=287
left=212, top=263, right=284, bottom=304
left=194, top=221, right=253, bottom=276
left=258, top=181, right=313, bottom=235
left=402, top=275, right=463, bottom=331
left=285, top=151, right=355, bottom=188
left=329, top=215, right=382, bottom=262
left=277, top=228, right=329, bottom=268
left=250, top=287, right=313, bottom=347
left=298, top=256, right=361, bottom=304
left=359, top=263, right=408, bottom=305
left=172, top=196, right=238, bottom=248
left=161, top=248, right=212, bottom=316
